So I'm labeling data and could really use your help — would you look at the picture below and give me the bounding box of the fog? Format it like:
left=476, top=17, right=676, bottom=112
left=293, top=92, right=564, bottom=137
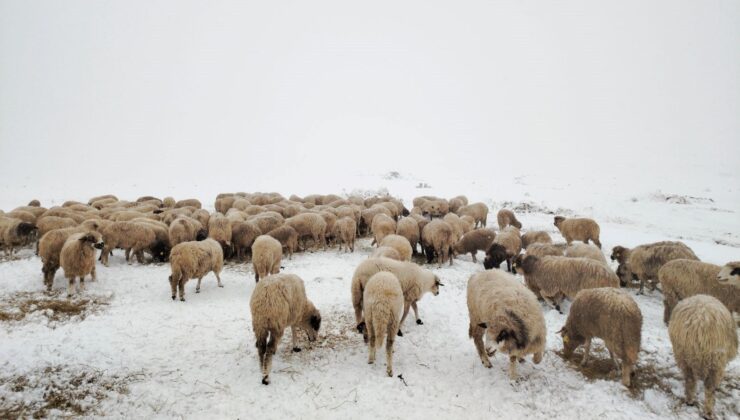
left=1, top=0, right=738, bottom=198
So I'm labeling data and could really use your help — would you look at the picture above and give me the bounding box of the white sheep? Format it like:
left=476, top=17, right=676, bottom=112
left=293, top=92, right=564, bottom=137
left=362, top=272, right=404, bottom=377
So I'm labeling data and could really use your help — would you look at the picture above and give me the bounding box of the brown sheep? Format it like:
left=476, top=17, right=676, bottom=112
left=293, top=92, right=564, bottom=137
left=100, top=221, right=162, bottom=266
left=396, top=217, right=420, bottom=254
left=520, top=231, right=553, bottom=249
left=0, top=217, right=37, bottom=256
left=285, top=213, right=327, bottom=251
left=60, top=232, right=105, bottom=297
left=523, top=242, right=565, bottom=258
left=496, top=209, right=522, bottom=230
left=175, top=199, right=202, bottom=209
left=168, top=238, right=224, bottom=301
left=252, top=235, right=283, bottom=282
left=611, top=242, right=698, bottom=293
left=421, top=219, right=455, bottom=267
left=207, top=213, right=232, bottom=254
left=334, top=216, right=357, bottom=253
left=231, top=220, right=262, bottom=262
left=168, top=217, right=207, bottom=248
left=452, top=228, right=496, bottom=263
left=266, top=225, right=299, bottom=260
left=553, top=216, right=601, bottom=248
left=457, top=202, right=489, bottom=228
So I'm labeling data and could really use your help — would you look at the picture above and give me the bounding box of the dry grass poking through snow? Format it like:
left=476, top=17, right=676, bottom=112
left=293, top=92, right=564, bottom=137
left=0, top=291, right=110, bottom=326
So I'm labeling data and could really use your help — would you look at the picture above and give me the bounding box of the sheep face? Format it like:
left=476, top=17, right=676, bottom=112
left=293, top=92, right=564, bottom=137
left=151, top=240, right=170, bottom=262
left=610, top=246, right=628, bottom=262
left=196, top=229, right=208, bottom=241
left=717, top=262, right=740, bottom=287
left=482, top=312, right=529, bottom=355
left=432, top=275, right=443, bottom=296
left=402, top=207, right=410, bottom=217
left=483, top=244, right=508, bottom=270
left=16, top=222, right=37, bottom=238
left=558, top=326, right=584, bottom=359
left=81, top=233, right=105, bottom=249
left=553, top=216, right=565, bottom=228
left=512, top=254, right=525, bottom=273
left=301, top=306, right=321, bottom=342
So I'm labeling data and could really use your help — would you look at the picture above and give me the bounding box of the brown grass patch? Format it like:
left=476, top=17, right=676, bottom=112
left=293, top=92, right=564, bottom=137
left=0, top=292, right=110, bottom=326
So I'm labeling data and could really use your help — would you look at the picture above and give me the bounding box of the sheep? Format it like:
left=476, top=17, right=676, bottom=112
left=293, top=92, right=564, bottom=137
left=378, top=234, right=413, bottom=262
left=396, top=217, right=420, bottom=254
left=319, top=211, right=338, bottom=245
left=250, top=273, right=321, bottom=385
left=520, top=231, right=552, bottom=249
left=334, top=216, right=357, bottom=253
left=100, top=221, right=162, bottom=266
left=36, top=216, right=78, bottom=238
left=553, top=216, right=601, bottom=248
left=285, top=213, right=326, bottom=251
left=12, top=205, right=47, bottom=220
left=524, top=242, right=565, bottom=258
left=88, top=194, right=118, bottom=205
left=659, top=259, right=739, bottom=324
left=467, top=270, right=546, bottom=379
left=516, top=255, right=620, bottom=312
left=416, top=197, right=450, bottom=218
left=162, top=197, right=176, bottom=208
left=38, top=221, right=102, bottom=290
left=252, top=235, right=283, bottom=282
left=717, top=261, right=740, bottom=287
left=130, top=218, right=172, bottom=262
left=448, top=197, right=465, bottom=214
left=459, top=215, right=475, bottom=233
left=611, top=242, right=699, bottom=293
left=168, top=238, right=224, bottom=301
left=370, top=246, right=402, bottom=260
left=483, top=227, right=522, bottom=272
left=60, top=232, right=105, bottom=297
left=249, top=212, right=285, bottom=234
left=452, top=228, right=496, bottom=263
left=231, top=220, right=262, bottom=262
left=564, top=243, right=608, bottom=265
left=175, top=198, right=202, bottom=209
left=28, top=199, right=41, bottom=207
left=362, top=272, right=404, bottom=377
left=442, top=213, right=465, bottom=242
left=370, top=213, right=396, bottom=247
left=266, top=225, right=299, bottom=260
left=421, top=219, right=455, bottom=267
left=207, top=213, right=232, bottom=255
left=496, top=209, right=522, bottom=230
left=457, top=202, right=488, bottom=228
left=0, top=217, right=37, bottom=256
left=6, top=210, right=38, bottom=224
left=559, top=288, right=642, bottom=387
left=351, top=257, right=442, bottom=336
left=668, top=295, right=738, bottom=419
left=168, top=217, right=207, bottom=247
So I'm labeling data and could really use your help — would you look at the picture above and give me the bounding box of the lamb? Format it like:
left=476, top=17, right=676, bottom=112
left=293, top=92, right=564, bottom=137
left=553, top=216, right=601, bottom=248
left=559, top=288, right=642, bottom=387
left=231, top=220, right=262, bottom=262
left=452, top=228, right=496, bottom=263
left=334, top=216, right=357, bottom=253
left=370, top=246, right=402, bottom=260
left=266, top=225, right=299, bottom=260
left=466, top=270, right=546, bottom=379
left=516, top=255, right=620, bottom=312
left=252, top=235, right=283, bottom=282
left=351, top=258, right=442, bottom=336
left=0, top=217, right=37, bottom=256
left=362, top=272, right=404, bottom=377
left=285, top=213, right=326, bottom=251
left=668, top=295, right=738, bottom=419
left=378, top=234, right=413, bottom=262
left=100, top=221, right=162, bottom=266
left=168, top=238, right=224, bottom=301
left=520, top=231, right=552, bottom=249
left=611, top=242, right=698, bottom=293
left=421, top=219, right=455, bottom=267
left=207, top=213, right=232, bottom=255
left=524, top=242, right=565, bottom=258
left=59, top=232, right=105, bottom=297
left=564, top=243, right=608, bottom=265
left=717, top=261, right=740, bottom=287
left=250, top=273, right=321, bottom=385
left=395, top=217, right=420, bottom=254
left=482, top=227, right=522, bottom=272
left=175, top=198, right=202, bottom=209
left=370, top=213, right=396, bottom=247
left=496, top=209, right=522, bottom=230
left=457, top=202, right=489, bottom=228
left=659, top=259, right=739, bottom=324
left=168, top=217, right=207, bottom=247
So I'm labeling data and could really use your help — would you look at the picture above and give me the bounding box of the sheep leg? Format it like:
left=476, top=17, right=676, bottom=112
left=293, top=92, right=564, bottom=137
left=66, top=277, right=75, bottom=298
left=412, top=302, right=422, bottom=325
left=703, top=369, right=719, bottom=419
left=593, top=237, right=602, bottom=249
left=178, top=278, right=186, bottom=302
left=367, top=320, right=376, bottom=364
left=169, top=276, right=177, bottom=301
left=637, top=275, right=647, bottom=295
left=471, top=252, right=477, bottom=263
left=397, top=301, right=411, bottom=336
left=262, top=330, right=282, bottom=385
left=506, top=257, right=512, bottom=273
left=134, top=248, right=145, bottom=264
left=621, top=362, right=632, bottom=387
left=580, top=338, right=592, bottom=367
left=682, top=366, right=696, bottom=406
left=101, top=246, right=111, bottom=266
left=291, top=326, right=301, bottom=352
left=91, top=264, right=97, bottom=281
left=472, top=325, right=492, bottom=368
left=124, top=248, right=131, bottom=261
left=215, top=271, right=223, bottom=287
left=79, top=276, right=85, bottom=292
left=385, top=323, right=395, bottom=377
left=508, top=355, right=518, bottom=379
left=196, top=277, right=203, bottom=293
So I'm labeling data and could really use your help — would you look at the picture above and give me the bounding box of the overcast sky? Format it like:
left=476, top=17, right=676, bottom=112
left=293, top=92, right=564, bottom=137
left=1, top=0, right=738, bottom=192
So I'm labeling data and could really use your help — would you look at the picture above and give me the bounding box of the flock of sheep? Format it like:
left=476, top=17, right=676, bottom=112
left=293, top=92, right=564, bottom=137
left=0, top=193, right=738, bottom=418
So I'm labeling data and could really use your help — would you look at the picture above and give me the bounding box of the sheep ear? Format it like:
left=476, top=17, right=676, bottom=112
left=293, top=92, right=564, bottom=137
left=478, top=322, right=487, bottom=329
left=310, top=315, right=321, bottom=331
left=731, top=267, right=740, bottom=276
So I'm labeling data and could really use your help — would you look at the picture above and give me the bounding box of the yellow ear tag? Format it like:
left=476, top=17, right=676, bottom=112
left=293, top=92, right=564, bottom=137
left=562, top=335, right=569, bottom=345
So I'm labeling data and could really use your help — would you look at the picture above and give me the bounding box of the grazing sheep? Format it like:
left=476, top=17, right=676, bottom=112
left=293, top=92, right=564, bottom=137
left=483, top=227, right=522, bottom=272
left=370, top=246, right=402, bottom=260
left=100, top=221, right=162, bottom=266
left=611, top=242, right=699, bottom=293
left=659, top=259, right=739, bottom=324
left=333, top=216, right=357, bottom=253
left=36, top=216, right=78, bottom=238
left=717, top=261, right=740, bottom=287
left=520, top=231, right=552, bottom=249
left=467, top=270, right=546, bottom=379
left=131, top=218, right=172, bottom=262
left=60, top=232, right=105, bottom=297
left=249, top=212, right=284, bottom=234
left=442, top=213, right=466, bottom=242
left=457, top=203, right=489, bottom=228
left=360, top=207, right=391, bottom=235
left=207, top=213, right=232, bottom=254
left=496, top=209, right=522, bottom=230
left=252, top=235, right=283, bottom=282
left=168, top=238, right=224, bottom=301
left=421, top=219, right=455, bottom=267
left=6, top=210, right=38, bottom=225
left=453, top=228, right=496, bottom=263
left=38, top=221, right=102, bottom=290
left=564, top=243, right=608, bottom=265
left=379, top=234, right=413, bottom=262
left=370, top=214, right=396, bottom=247
left=516, top=255, right=620, bottom=312
left=231, top=220, right=262, bottom=262
left=668, top=295, right=738, bottom=419
left=448, top=197, right=465, bottom=214
left=351, top=258, right=442, bottom=336
left=319, top=211, right=338, bottom=245
left=175, top=198, right=202, bottom=209
left=362, top=272, right=404, bottom=377
left=524, top=242, right=565, bottom=258
left=250, top=273, right=321, bottom=385
left=553, top=216, right=601, bottom=248
left=285, top=213, right=326, bottom=251
left=266, top=225, right=299, bottom=260
left=396, top=217, right=420, bottom=254
left=168, top=217, right=207, bottom=248
left=559, top=288, right=642, bottom=387
left=0, top=218, right=37, bottom=256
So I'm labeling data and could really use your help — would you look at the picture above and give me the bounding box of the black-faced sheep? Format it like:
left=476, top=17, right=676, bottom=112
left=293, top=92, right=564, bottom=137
left=483, top=227, right=522, bottom=272
left=553, top=216, right=601, bottom=248
left=611, top=242, right=699, bottom=293
left=168, top=238, right=224, bottom=301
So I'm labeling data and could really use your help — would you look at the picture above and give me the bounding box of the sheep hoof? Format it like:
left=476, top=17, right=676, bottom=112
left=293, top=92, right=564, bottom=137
left=171, top=296, right=175, bottom=301
left=397, top=330, right=404, bottom=337
left=292, top=347, right=301, bottom=353
left=356, top=322, right=365, bottom=334
left=387, top=370, right=393, bottom=377
left=483, top=361, right=492, bottom=368
left=519, top=358, right=525, bottom=364
left=218, top=284, right=224, bottom=288
left=261, top=376, right=270, bottom=385
left=196, top=289, right=200, bottom=294
left=416, top=319, right=423, bottom=325
left=180, top=298, right=185, bottom=302
left=686, top=400, right=696, bottom=407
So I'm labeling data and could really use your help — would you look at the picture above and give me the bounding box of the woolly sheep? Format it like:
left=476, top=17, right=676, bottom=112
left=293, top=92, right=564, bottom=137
left=659, top=259, right=739, bottom=324
left=60, top=232, right=105, bottom=297
left=28, top=199, right=41, bottom=207
left=717, top=261, right=740, bottom=287
left=452, top=228, right=496, bottom=263
left=564, top=243, right=608, bottom=265
left=370, top=213, right=396, bottom=247
left=351, top=258, right=442, bottom=336
left=496, top=209, right=522, bottom=230
left=520, top=231, right=552, bottom=249
left=553, top=216, right=601, bottom=248
left=370, top=246, right=402, bottom=260
left=168, top=238, right=224, bottom=301
left=442, top=213, right=465, bottom=242
left=231, top=220, right=262, bottom=262
left=319, top=211, right=338, bottom=245
left=524, top=242, right=565, bottom=258
left=334, top=216, right=356, bottom=253
left=559, top=288, right=642, bottom=387
left=175, top=198, right=202, bottom=209
left=38, top=221, right=102, bottom=290
left=207, top=213, right=232, bottom=253
left=448, top=197, right=465, bottom=214
left=285, top=213, right=326, bottom=251
left=0, top=217, right=37, bottom=256
left=467, top=270, right=546, bottom=379
left=611, top=242, right=698, bottom=293
left=396, top=217, right=420, bottom=254
left=168, top=217, right=207, bottom=248
left=36, top=216, right=78, bottom=238
left=483, top=227, right=522, bottom=272
left=249, top=212, right=285, bottom=234
left=516, top=255, right=619, bottom=312
left=362, top=272, right=404, bottom=377
left=457, top=203, right=488, bottom=228
left=250, top=273, right=321, bottom=385
left=88, top=194, right=118, bottom=205
left=668, top=295, right=738, bottom=419
left=6, top=210, right=37, bottom=225
left=379, top=234, right=413, bottom=262
left=130, top=218, right=171, bottom=262
left=100, top=221, right=162, bottom=266
left=266, top=225, right=299, bottom=260
left=252, top=235, right=283, bottom=282
left=421, top=219, right=454, bottom=267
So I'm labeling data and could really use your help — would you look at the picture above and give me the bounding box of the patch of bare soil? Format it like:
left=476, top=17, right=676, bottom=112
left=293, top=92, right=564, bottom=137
left=0, top=291, right=110, bottom=326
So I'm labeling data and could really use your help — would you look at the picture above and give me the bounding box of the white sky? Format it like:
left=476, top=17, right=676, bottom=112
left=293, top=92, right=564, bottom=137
left=1, top=0, right=738, bottom=191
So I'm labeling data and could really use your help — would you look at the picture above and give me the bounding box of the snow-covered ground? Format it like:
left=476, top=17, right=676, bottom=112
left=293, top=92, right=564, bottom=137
left=0, top=172, right=738, bottom=419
